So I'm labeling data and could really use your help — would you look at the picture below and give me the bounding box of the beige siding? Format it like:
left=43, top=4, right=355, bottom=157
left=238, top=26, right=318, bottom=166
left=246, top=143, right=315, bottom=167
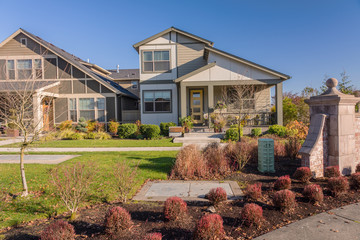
left=0, top=33, right=47, bottom=56
left=177, top=43, right=206, bottom=77
left=255, top=86, right=271, bottom=112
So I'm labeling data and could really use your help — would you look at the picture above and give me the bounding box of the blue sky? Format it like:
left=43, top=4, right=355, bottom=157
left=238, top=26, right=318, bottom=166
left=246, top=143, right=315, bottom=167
left=0, top=0, right=359, bottom=93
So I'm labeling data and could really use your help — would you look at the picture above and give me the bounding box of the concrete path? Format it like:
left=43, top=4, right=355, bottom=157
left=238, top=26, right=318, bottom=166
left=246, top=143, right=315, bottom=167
left=0, top=147, right=182, bottom=152
left=0, top=137, right=23, bottom=146
left=132, top=180, right=243, bottom=201
left=254, top=203, right=360, bottom=240
left=0, top=155, right=80, bottom=164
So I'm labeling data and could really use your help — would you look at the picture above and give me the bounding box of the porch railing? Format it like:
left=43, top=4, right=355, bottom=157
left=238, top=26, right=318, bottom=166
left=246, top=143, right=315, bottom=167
left=215, top=112, right=276, bottom=126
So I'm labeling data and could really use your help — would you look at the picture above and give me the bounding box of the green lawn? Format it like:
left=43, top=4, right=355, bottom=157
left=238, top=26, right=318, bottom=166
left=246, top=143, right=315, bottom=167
left=0, top=151, right=177, bottom=229
left=1, top=138, right=182, bottom=148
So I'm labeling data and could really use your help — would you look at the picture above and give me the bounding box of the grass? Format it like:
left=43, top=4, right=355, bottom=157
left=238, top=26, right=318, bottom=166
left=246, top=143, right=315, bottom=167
left=0, top=151, right=177, bottom=229
left=1, top=138, right=182, bottom=148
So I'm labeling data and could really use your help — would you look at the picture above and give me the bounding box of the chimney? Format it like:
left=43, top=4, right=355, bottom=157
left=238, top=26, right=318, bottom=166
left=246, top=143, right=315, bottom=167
left=117, top=65, right=120, bottom=73
left=87, top=59, right=90, bottom=63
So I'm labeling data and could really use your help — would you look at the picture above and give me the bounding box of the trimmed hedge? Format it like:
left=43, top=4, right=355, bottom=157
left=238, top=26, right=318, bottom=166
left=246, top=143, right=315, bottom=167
left=225, top=127, right=243, bottom=141
left=251, top=128, right=262, bottom=137
left=118, top=124, right=137, bottom=139
left=268, top=125, right=287, bottom=137
left=160, top=122, right=176, bottom=136
left=140, top=124, right=160, bottom=139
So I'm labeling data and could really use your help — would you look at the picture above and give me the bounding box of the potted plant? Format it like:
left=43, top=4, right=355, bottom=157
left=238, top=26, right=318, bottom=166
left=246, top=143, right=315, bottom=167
left=215, top=100, right=227, bottom=114
left=211, top=114, right=227, bottom=133
left=6, top=123, right=19, bottom=137
left=179, top=116, right=193, bottom=133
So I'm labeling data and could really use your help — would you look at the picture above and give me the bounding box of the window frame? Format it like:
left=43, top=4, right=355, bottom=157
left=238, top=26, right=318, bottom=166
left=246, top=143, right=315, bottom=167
left=20, top=38, right=27, bottom=47
left=141, top=50, right=171, bottom=73
left=131, top=80, right=138, bottom=89
left=69, top=97, right=107, bottom=122
left=142, top=90, right=172, bottom=114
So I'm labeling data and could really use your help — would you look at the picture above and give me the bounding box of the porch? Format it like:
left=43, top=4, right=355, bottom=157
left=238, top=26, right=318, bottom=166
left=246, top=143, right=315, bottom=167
left=178, top=80, right=283, bottom=127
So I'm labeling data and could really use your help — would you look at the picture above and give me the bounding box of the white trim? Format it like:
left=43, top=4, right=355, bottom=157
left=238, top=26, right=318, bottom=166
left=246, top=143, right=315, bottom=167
left=67, top=96, right=107, bottom=123
left=20, top=38, right=27, bottom=47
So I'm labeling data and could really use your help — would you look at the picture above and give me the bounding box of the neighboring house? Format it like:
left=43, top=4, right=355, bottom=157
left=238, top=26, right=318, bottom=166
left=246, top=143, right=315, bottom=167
left=108, top=68, right=140, bottom=122
left=0, top=28, right=138, bottom=130
left=133, top=27, right=291, bottom=126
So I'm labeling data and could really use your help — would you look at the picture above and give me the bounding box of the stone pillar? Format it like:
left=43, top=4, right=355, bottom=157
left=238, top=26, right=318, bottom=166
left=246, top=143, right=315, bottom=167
left=300, top=78, right=359, bottom=176
left=180, top=84, right=187, bottom=118
left=275, top=82, right=283, bottom=126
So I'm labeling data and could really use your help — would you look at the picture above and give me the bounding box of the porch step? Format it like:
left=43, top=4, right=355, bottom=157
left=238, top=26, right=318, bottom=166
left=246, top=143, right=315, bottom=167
left=184, top=132, right=224, bottom=138
left=173, top=132, right=224, bottom=145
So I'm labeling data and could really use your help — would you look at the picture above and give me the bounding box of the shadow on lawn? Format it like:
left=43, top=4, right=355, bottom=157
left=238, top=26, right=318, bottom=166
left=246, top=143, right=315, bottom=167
left=137, top=157, right=174, bottom=174
left=5, top=233, right=38, bottom=240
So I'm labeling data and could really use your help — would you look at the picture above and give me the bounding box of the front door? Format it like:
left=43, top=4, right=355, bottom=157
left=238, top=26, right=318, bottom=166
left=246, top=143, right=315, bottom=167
left=42, top=99, right=53, bottom=132
left=190, top=89, right=203, bottom=124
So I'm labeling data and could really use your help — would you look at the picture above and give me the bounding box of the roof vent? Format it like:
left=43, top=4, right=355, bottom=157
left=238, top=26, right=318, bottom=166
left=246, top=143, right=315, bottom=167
left=117, top=65, right=120, bottom=73
left=87, top=59, right=90, bottom=63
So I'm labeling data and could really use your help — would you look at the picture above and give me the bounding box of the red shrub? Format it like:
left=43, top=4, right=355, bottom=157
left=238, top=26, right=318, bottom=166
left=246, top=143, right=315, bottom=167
left=285, top=137, right=302, bottom=160
left=207, top=187, right=227, bottom=205
left=325, top=166, right=340, bottom=178
left=274, top=175, right=291, bottom=190
left=356, top=163, right=360, bottom=173
left=351, top=172, right=360, bottom=190
left=144, top=232, right=162, bottom=240
left=40, top=220, right=75, bottom=240
left=303, top=184, right=323, bottom=203
left=274, top=140, right=286, bottom=159
left=328, top=177, right=349, bottom=197
left=245, top=183, right=262, bottom=201
left=225, top=141, right=256, bottom=171
left=164, top=197, right=187, bottom=221
left=273, top=190, right=296, bottom=211
left=240, top=203, right=264, bottom=227
left=104, top=207, right=133, bottom=236
left=194, top=214, right=225, bottom=240
left=293, top=167, right=312, bottom=183
left=203, top=143, right=230, bottom=176
left=170, top=145, right=208, bottom=180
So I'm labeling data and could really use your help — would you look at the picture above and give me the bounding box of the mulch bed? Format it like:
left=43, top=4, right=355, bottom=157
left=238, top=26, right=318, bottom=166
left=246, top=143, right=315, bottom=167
left=2, top=158, right=360, bottom=240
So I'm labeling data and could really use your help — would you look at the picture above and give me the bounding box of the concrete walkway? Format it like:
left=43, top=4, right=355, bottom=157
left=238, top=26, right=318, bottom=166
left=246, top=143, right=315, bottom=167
left=0, top=137, right=24, bottom=146
left=132, top=180, right=243, bottom=201
left=254, top=203, right=360, bottom=240
left=0, top=154, right=79, bottom=164
left=0, top=147, right=182, bottom=152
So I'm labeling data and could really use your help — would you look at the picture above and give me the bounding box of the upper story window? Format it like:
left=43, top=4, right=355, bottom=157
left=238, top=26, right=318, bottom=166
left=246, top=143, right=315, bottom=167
left=7, top=60, right=15, bottom=80
left=131, top=81, right=138, bottom=89
left=142, top=50, right=170, bottom=72
left=20, top=38, right=27, bottom=47
left=17, top=59, right=32, bottom=79
left=2, top=58, right=43, bottom=80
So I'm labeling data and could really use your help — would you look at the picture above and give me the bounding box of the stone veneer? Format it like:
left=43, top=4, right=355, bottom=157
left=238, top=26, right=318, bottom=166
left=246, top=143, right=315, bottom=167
left=355, top=115, right=360, bottom=164
left=299, top=78, right=360, bottom=177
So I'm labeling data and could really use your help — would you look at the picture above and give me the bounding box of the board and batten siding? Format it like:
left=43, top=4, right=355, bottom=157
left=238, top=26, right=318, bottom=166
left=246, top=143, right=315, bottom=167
left=177, top=34, right=206, bottom=77
left=54, top=98, right=68, bottom=123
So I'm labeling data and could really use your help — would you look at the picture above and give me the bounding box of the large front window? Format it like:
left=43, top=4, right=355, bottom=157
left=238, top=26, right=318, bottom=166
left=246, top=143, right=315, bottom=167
left=143, top=90, right=171, bottom=113
left=70, top=98, right=106, bottom=122
left=17, top=59, right=32, bottom=79
left=142, top=50, right=170, bottom=72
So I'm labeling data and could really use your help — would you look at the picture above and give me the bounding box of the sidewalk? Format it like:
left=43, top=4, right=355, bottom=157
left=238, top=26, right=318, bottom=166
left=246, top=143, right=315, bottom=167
left=0, top=137, right=23, bottom=147
left=0, top=147, right=182, bottom=152
left=254, top=203, right=360, bottom=240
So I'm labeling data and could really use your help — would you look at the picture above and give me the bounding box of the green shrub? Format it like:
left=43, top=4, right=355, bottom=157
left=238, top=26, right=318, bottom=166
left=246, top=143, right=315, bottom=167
left=225, top=127, right=243, bottom=141
left=58, top=129, right=76, bottom=140
left=108, top=121, right=120, bottom=135
left=140, top=124, right=160, bottom=139
left=251, top=128, right=262, bottom=137
left=230, top=124, right=238, bottom=129
left=85, top=132, right=97, bottom=139
left=57, top=120, right=73, bottom=131
left=94, top=132, right=111, bottom=140
left=75, top=117, right=88, bottom=133
left=160, top=122, right=176, bottom=136
left=118, top=124, right=137, bottom=139
left=268, top=125, right=287, bottom=137
left=69, top=132, right=85, bottom=140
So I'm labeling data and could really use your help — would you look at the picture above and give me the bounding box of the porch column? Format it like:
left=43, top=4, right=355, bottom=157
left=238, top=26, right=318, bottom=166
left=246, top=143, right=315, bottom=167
left=180, top=84, right=187, bottom=118
left=208, top=84, right=214, bottom=111
left=275, top=82, right=283, bottom=126
left=32, top=93, right=42, bottom=131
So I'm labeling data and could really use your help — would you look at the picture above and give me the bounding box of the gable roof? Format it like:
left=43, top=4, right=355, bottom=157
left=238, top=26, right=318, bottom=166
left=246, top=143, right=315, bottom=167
left=0, top=29, right=138, bottom=99
left=108, top=69, right=139, bottom=80
left=174, top=62, right=216, bottom=83
left=133, top=26, right=214, bottom=51
left=204, top=46, right=291, bottom=80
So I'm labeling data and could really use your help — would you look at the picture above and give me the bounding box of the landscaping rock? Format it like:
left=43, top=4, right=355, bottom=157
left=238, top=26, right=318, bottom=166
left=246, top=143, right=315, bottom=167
left=207, top=206, right=216, bottom=213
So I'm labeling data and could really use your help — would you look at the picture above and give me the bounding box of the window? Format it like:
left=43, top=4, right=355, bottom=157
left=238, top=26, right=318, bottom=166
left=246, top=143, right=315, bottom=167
left=131, top=81, right=138, bottom=89
left=69, top=98, right=77, bottom=122
left=34, top=59, right=42, bottom=79
left=7, top=60, right=15, bottom=80
left=143, top=90, right=171, bottom=113
left=142, top=50, right=170, bottom=72
left=17, top=59, right=32, bottom=79
left=97, top=98, right=105, bottom=122
left=20, top=38, right=27, bottom=47
left=79, top=98, right=95, bottom=120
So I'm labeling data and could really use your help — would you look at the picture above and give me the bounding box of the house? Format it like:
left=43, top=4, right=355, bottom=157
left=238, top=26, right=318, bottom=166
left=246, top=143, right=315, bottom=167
left=0, top=28, right=138, bottom=130
left=133, top=27, right=291, bottom=126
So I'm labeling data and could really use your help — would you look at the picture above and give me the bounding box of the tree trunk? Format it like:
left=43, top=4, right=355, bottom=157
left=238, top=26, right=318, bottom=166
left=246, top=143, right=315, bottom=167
left=20, top=146, right=28, bottom=197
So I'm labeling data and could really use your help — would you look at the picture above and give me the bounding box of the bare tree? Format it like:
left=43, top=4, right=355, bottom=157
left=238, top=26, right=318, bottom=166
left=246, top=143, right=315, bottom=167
left=221, top=84, right=262, bottom=140
left=0, top=63, right=56, bottom=197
